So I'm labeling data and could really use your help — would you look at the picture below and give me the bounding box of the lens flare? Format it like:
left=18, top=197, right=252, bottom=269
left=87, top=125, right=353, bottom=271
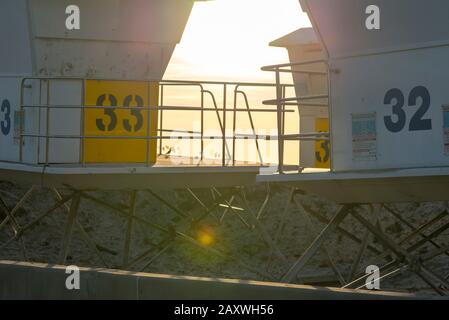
left=197, top=227, right=215, bottom=246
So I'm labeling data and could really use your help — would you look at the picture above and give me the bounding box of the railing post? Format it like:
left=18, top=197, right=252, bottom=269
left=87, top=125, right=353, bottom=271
left=275, top=70, right=284, bottom=173
left=232, top=86, right=237, bottom=166
left=45, top=80, right=51, bottom=166
left=201, top=88, right=204, bottom=161
left=326, top=65, right=332, bottom=171
left=19, top=79, right=25, bottom=163
left=222, top=84, right=227, bottom=167
left=159, top=84, right=164, bottom=157
left=81, top=79, right=86, bottom=167
left=145, top=82, right=151, bottom=166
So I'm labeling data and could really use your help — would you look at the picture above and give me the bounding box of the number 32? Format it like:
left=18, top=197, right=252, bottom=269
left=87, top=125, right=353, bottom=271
left=383, top=86, right=432, bottom=133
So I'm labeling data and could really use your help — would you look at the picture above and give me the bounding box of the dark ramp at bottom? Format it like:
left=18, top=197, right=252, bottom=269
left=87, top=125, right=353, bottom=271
left=0, top=260, right=423, bottom=300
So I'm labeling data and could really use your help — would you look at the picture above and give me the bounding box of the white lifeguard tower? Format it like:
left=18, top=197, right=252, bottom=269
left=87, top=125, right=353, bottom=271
left=0, top=0, right=291, bottom=278
left=257, top=0, right=449, bottom=293
left=1, top=0, right=449, bottom=297
left=262, top=0, right=449, bottom=204
left=0, top=0, right=280, bottom=190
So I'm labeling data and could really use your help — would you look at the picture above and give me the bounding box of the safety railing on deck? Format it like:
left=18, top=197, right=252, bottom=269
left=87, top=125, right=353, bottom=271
left=261, top=59, right=330, bottom=173
left=18, top=78, right=295, bottom=169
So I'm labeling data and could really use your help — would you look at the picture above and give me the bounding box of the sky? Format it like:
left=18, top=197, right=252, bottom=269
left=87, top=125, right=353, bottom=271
left=164, top=0, right=311, bottom=83
left=161, top=0, right=312, bottom=164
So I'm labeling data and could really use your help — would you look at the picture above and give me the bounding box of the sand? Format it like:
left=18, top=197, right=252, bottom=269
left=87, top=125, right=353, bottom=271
left=1, top=181, right=448, bottom=296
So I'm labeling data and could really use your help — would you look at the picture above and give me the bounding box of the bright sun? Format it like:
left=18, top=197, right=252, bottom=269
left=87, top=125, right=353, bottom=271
left=164, top=0, right=311, bottom=82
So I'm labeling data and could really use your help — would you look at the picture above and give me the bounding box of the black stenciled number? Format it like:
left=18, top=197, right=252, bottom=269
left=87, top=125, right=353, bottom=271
left=315, top=140, right=330, bottom=163
left=1, top=99, right=11, bottom=136
left=96, top=94, right=118, bottom=131
left=123, top=95, right=144, bottom=132
left=383, top=86, right=432, bottom=133
left=408, top=86, right=432, bottom=131
left=383, top=88, right=406, bottom=133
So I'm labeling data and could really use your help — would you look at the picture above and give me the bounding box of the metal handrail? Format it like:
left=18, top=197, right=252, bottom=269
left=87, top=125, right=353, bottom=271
left=261, top=59, right=328, bottom=72
left=21, top=134, right=297, bottom=141
left=234, top=89, right=264, bottom=165
left=202, top=89, right=232, bottom=162
left=262, top=59, right=331, bottom=173
left=21, top=105, right=288, bottom=112
left=18, top=77, right=294, bottom=168
left=162, top=79, right=294, bottom=87
left=157, top=80, right=294, bottom=163
left=263, top=94, right=329, bottom=106
left=158, top=82, right=205, bottom=159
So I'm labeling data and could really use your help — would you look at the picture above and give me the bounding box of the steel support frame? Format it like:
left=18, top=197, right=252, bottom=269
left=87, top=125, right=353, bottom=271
left=281, top=190, right=449, bottom=296
left=0, top=184, right=280, bottom=281
left=2, top=183, right=449, bottom=296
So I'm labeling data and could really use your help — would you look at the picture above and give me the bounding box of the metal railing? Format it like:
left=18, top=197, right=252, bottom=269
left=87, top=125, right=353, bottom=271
left=18, top=77, right=294, bottom=168
left=261, top=59, right=330, bottom=173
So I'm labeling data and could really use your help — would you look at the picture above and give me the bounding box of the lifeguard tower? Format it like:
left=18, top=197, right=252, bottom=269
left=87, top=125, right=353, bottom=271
left=1, top=0, right=449, bottom=297
left=0, top=0, right=292, bottom=281
left=0, top=0, right=283, bottom=189
left=258, top=0, right=449, bottom=294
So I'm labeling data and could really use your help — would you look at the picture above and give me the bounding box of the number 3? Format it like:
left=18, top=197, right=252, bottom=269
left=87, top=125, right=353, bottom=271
left=316, top=140, right=330, bottom=163
left=123, top=95, right=144, bottom=132
left=384, top=88, right=406, bottom=133
left=1, top=99, right=11, bottom=136
left=96, top=94, right=118, bottom=132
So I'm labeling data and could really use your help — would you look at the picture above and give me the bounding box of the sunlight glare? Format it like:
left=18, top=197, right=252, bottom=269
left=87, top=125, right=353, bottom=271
left=165, top=0, right=311, bottom=82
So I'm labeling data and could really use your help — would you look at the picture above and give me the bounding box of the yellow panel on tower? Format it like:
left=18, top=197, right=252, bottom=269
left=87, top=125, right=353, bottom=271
left=314, top=118, right=330, bottom=169
left=83, top=80, right=159, bottom=164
